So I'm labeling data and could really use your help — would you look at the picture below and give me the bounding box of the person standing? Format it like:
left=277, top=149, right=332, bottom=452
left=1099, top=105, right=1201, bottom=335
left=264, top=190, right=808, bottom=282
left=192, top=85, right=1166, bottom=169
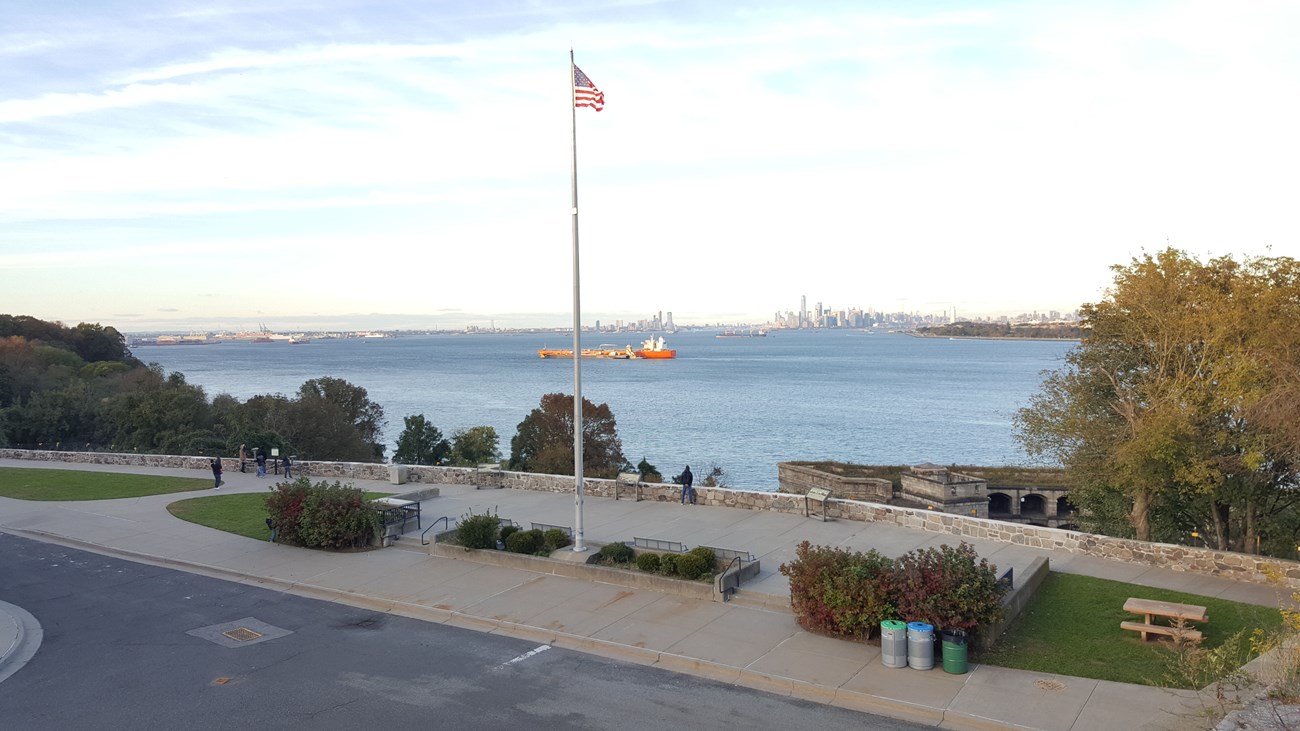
left=679, top=465, right=694, bottom=505
left=282, top=454, right=293, bottom=480
left=209, top=457, right=223, bottom=490
left=238, top=443, right=248, bottom=473
left=255, top=449, right=267, bottom=478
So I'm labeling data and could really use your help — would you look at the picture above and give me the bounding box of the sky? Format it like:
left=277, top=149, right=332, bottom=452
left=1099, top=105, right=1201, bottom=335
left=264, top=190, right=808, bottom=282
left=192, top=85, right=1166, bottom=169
left=2, top=1, right=1299, bottom=332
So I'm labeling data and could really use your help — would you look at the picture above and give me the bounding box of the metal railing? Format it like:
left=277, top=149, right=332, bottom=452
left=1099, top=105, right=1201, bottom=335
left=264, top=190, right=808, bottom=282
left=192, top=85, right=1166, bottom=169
left=633, top=536, right=686, bottom=553
left=420, top=516, right=452, bottom=546
left=702, top=546, right=753, bottom=564
left=717, top=556, right=743, bottom=601
left=530, top=522, right=573, bottom=537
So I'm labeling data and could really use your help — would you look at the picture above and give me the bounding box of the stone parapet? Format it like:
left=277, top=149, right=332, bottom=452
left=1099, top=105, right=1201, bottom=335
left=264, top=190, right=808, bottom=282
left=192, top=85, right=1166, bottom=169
left=776, top=462, right=893, bottom=502
left=5, top=448, right=1299, bottom=588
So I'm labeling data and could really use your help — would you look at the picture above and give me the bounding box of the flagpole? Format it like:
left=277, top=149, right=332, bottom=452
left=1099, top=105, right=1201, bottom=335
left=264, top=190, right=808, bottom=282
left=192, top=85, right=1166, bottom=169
left=569, top=49, right=587, bottom=553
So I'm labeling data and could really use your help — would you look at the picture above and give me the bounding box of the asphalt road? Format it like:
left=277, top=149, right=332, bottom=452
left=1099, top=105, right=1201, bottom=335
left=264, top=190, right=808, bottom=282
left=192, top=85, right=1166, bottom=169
left=0, top=533, right=929, bottom=730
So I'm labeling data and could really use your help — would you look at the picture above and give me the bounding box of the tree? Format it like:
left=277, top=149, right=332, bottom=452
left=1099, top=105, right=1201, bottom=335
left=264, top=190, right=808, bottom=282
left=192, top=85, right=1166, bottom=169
left=1015, top=249, right=1300, bottom=551
left=96, top=366, right=214, bottom=454
left=393, top=414, right=450, bottom=465
left=636, top=457, right=662, bottom=483
left=281, top=377, right=387, bottom=461
left=508, top=393, right=628, bottom=479
left=449, top=426, right=500, bottom=466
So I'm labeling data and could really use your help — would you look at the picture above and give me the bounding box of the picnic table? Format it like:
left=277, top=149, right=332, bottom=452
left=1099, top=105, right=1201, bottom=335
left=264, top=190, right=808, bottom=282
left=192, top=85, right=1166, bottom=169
left=1121, top=597, right=1208, bottom=641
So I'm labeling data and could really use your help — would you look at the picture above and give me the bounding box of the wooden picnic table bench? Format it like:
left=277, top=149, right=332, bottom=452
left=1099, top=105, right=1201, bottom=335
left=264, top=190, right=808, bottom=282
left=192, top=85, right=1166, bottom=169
left=1121, top=597, right=1208, bottom=641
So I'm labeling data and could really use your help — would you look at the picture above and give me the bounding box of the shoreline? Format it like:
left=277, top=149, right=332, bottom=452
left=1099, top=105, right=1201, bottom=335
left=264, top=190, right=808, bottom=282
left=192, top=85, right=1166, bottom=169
left=907, top=333, right=1081, bottom=343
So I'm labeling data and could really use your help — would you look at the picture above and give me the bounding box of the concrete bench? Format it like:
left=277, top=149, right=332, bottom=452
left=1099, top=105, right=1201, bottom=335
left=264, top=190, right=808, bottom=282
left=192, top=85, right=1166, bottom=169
left=615, top=472, right=641, bottom=501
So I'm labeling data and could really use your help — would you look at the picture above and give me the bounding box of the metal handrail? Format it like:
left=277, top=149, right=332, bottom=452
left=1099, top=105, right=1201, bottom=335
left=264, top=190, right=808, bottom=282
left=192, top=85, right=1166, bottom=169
left=420, top=516, right=452, bottom=546
left=717, top=555, right=743, bottom=601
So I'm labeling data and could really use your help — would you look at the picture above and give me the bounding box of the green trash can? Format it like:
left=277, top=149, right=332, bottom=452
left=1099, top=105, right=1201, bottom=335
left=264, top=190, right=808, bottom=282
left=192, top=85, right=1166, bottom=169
left=941, top=629, right=968, bottom=674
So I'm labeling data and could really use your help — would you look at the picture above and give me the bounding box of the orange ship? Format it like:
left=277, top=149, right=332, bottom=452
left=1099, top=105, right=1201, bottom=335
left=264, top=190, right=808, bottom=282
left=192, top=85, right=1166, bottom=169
left=537, top=336, right=676, bottom=360
left=634, top=336, right=676, bottom=359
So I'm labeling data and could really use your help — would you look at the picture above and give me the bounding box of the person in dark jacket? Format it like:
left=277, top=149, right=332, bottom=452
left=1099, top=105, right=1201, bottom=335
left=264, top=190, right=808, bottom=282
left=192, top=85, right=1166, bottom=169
left=679, top=465, right=694, bottom=505
left=209, top=457, right=223, bottom=489
left=282, top=454, right=293, bottom=480
left=255, top=449, right=267, bottom=478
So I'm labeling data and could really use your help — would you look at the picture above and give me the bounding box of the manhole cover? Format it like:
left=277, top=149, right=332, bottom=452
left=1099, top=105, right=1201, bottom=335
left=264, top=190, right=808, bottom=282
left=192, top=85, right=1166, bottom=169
left=222, top=627, right=263, bottom=642
left=1035, top=679, right=1066, bottom=692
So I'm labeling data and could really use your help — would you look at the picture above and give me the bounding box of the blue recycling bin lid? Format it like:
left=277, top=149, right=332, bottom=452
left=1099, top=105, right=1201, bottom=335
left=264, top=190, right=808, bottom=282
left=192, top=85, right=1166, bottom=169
left=907, top=621, right=933, bottom=632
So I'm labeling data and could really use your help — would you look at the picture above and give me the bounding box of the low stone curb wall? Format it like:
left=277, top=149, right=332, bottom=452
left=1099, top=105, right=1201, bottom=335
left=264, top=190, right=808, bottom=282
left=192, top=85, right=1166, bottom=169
left=978, top=556, right=1050, bottom=650
left=426, top=541, right=719, bottom=602
left=7, top=448, right=1299, bottom=589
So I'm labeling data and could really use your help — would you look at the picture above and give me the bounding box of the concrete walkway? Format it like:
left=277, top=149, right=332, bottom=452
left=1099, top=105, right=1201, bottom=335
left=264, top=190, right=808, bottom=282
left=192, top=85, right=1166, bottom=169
left=0, top=458, right=1268, bottom=730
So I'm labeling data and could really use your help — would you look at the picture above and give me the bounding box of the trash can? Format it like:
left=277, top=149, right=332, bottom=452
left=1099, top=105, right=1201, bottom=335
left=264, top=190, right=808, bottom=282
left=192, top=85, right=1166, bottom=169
left=880, top=620, right=907, bottom=668
left=941, top=629, right=968, bottom=674
left=388, top=465, right=408, bottom=485
left=907, top=621, right=934, bottom=670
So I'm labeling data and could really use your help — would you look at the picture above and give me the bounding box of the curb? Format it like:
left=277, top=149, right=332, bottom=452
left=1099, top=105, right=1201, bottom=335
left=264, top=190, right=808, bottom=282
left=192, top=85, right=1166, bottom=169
left=0, top=526, right=1026, bottom=731
left=0, top=599, right=42, bottom=685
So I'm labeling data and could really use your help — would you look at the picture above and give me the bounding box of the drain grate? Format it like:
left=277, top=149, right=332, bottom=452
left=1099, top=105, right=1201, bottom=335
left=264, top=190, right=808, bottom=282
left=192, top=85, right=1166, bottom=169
left=187, top=617, right=292, bottom=648
left=222, top=627, right=263, bottom=642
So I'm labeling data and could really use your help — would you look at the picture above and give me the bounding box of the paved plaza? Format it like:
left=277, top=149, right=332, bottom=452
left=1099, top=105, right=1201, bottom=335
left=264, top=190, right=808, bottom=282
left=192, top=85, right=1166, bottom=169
left=1, top=458, right=1276, bottom=730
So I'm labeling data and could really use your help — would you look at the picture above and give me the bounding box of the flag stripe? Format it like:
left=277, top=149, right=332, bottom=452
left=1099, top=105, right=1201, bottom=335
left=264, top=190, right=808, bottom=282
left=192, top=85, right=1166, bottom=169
left=573, top=64, right=604, bottom=111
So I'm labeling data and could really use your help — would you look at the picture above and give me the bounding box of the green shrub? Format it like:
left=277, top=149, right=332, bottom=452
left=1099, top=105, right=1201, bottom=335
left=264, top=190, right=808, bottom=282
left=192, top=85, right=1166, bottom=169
left=505, top=528, right=544, bottom=554
left=687, top=546, right=717, bottom=568
left=893, top=542, right=1004, bottom=633
left=779, top=540, right=1004, bottom=640
left=456, top=511, right=500, bottom=549
left=598, top=542, right=634, bottom=564
left=636, top=552, right=662, bottom=572
left=542, top=528, right=572, bottom=552
left=499, top=524, right=520, bottom=543
left=658, top=553, right=680, bottom=576
left=778, top=540, right=897, bottom=638
left=676, top=552, right=710, bottom=580
left=264, top=477, right=381, bottom=550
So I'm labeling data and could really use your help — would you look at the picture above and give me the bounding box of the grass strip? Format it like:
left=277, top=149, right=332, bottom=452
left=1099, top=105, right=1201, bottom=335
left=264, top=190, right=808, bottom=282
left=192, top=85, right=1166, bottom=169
left=0, top=466, right=212, bottom=500
left=167, top=490, right=392, bottom=541
left=977, top=572, right=1282, bottom=687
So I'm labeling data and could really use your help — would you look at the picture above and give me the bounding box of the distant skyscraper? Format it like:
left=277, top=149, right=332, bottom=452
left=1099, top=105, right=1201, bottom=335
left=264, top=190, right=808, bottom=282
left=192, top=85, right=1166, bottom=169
left=800, top=295, right=807, bottom=328
left=665, top=312, right=674, bottom=330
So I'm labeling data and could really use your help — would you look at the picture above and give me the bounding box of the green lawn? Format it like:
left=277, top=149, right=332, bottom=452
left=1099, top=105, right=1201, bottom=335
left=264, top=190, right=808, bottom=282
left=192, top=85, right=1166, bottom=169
left=978, top=572, right=1282, bottom=687
left=0, top=466, right=212, bottom=500
left=167, top=491, right=392, bottom=541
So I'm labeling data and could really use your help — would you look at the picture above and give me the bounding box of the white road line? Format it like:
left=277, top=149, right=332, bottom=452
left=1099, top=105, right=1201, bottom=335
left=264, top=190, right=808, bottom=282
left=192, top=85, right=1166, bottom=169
left=494, top=644, right=551, bottom=670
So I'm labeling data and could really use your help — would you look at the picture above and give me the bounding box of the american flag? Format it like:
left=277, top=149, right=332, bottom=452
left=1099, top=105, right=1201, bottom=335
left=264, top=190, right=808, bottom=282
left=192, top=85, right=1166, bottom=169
left=573, top=65, right=604, bottom=111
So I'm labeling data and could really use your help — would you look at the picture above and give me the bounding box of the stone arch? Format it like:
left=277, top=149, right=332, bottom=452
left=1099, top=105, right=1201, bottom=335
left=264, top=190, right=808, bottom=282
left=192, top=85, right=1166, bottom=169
left=1020, top=493, right=1047, bottom=517
left=1057, top=495, right=1075, bottom=516
left=988, top=492, right=1013, bottom=516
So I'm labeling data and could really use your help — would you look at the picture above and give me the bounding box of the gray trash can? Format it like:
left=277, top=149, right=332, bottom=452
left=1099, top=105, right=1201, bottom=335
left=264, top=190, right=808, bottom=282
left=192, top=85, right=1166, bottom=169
left=907, top=621, right=934, bottom=670
left=881, top=620, right=907, bottom=668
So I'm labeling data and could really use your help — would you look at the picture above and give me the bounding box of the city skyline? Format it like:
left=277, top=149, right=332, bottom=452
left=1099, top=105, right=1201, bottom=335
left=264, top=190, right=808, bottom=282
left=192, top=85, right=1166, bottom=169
left=4, top=2, right=1298, bottom=331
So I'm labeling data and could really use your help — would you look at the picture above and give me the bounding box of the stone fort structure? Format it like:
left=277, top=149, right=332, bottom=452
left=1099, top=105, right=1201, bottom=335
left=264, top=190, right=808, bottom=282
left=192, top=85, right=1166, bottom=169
left=777, top=462, right=1077, bottom=530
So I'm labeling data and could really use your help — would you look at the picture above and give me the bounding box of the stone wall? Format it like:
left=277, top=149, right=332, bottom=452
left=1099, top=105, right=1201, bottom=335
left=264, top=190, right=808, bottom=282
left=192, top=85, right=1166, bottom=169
left=6, top=448, right=1300, bottom=588
left=776, top=462, right=893, bottom=502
